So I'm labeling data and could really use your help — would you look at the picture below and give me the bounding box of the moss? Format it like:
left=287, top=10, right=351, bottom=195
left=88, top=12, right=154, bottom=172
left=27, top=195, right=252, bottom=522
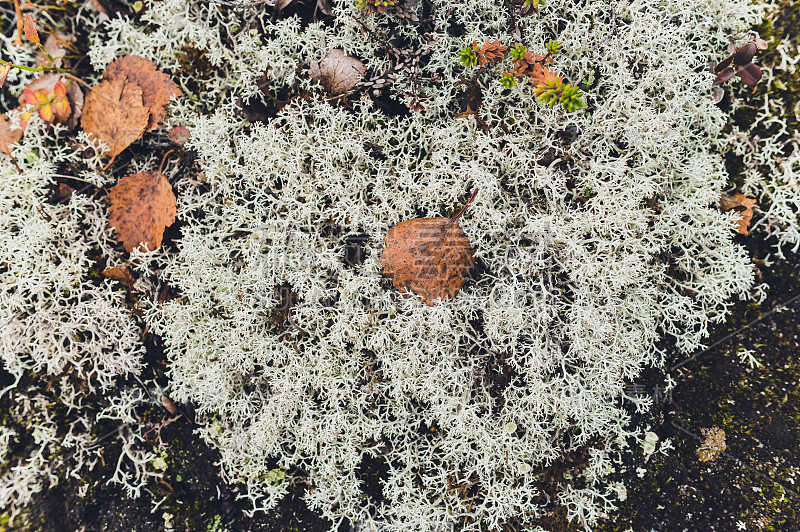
left=720, top=1, right=800, bottom=196
left=598, top=252, right=800, bottom=530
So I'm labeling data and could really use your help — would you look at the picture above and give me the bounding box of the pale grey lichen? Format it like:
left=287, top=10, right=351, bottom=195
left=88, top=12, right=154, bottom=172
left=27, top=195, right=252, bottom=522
left=88, top=0, right=768, bottom=528
left=0, top=117, right=154, bottom=514
left=1, top=0, right=791, bottom=529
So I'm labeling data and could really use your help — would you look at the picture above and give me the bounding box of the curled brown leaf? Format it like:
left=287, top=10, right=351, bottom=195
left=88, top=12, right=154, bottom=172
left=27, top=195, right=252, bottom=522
left=102, top=266, right=137, bottom=288
left=104, top=55, right=182, bottom=131
left=309, top=49, right=366, bottom=95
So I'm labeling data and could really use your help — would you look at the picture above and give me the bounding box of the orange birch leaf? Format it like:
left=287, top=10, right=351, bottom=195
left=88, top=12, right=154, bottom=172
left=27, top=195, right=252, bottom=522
left=108, top=171, right=177, bottom=252
left=103, top=55, right=182, bottom=131
left=82, top=76, right=149, bottom=158
left=380, top=193, right=478, bottom=305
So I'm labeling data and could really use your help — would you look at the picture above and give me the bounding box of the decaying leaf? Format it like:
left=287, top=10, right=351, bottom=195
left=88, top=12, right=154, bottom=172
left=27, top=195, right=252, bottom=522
left=380, top=199, right=476, bottom=306
left=161, top=393, right=180, bottom=415
left=108, top=171, right=177, bottom=252
left=82, top=76, right=149, bottom=158
left=309, top=49, right=366, bottom=95
left=104, top=55, right=181, bottom=131
left=36, top=32, right=75, bottom=68
left=168, top=126, right=191, bottom=146
left=0, top=63, right=11, bottom=89
left=696, top=426, right=726, bottom=462
left=102, top=266, right=136, bottom=288
left=53, top=182, right=76, bottom=203
left=0, top=113, right=22, bottom=154
left=720, top=192, right=756, bottom=235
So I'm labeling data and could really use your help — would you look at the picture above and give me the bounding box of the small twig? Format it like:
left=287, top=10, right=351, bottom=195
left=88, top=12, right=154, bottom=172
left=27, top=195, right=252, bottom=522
left=448, top=188, right=479, bottom=226
left=159, top=149, right=176, bottom=174
left=12, top=0, right=23, bottom=45
left=63, top=73, right=91, bottom=89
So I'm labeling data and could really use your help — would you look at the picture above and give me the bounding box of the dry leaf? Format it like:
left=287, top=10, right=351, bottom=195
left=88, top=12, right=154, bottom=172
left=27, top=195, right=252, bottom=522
left=104, top=55, right=181, bottom=131
left=168, top=126, right=191, bottom=146
left=697, top=427, right=726, bottom=462
left=161, top=393, right=180, bottom=415
left=83, top=76, right=149, bottom=158
left=380, top=217, right=475, bottom=305
left=102, top=266, right=136, bottom=288
left=721, top=193, right=756, bottom=235
left=36, top=32, right=74, bottom=68
left=0, top=113, right=22, bottom=154
left=53, top=182, right=76, bottom=203
left=108, top=171, right=177, bottom=252
left=309, top=49, right=366, bottom=95
left=0, top=63, right=11, bottom=89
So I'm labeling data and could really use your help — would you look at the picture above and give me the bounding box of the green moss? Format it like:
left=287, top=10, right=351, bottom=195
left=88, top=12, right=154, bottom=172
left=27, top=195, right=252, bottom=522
left=731, top=1, right=800, bottom=136
left=598, top=256, right=800, bottom=530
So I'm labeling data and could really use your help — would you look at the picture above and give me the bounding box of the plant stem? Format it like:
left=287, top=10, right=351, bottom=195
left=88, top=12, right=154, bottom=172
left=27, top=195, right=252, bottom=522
left=6, top=63, right=72, bottom=74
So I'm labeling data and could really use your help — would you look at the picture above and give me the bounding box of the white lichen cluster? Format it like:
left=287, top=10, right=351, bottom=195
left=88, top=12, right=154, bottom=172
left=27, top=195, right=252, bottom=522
left=87, top=0, right=775, bottom=529
left=0, top=118, right=155, bottom=518
left=2, top=0, right=794, bottom=529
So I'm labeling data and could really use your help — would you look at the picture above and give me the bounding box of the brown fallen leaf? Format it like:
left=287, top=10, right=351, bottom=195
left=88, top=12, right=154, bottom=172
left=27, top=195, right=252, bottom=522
left=104, top=55, right=181, bottom=131
left=160, top=393, right=180, bottom=415
left=53, top=182, right=76, bottom=203
left=380, top=192, right=477, bottom=305
left=108, top=171, right=177, bottom=252
left=309, top=49, right=366, bottom=95
left=102, top=266, right=136, bottom=288
left=720, top=192, right=756, bottom=235
left=36, top=32, right=75, bottom=69
left=82, top=76, right=149, bottom=158
left=0, top=112, right=22, bottom=154
left=168, top=126, right=190, bottom=146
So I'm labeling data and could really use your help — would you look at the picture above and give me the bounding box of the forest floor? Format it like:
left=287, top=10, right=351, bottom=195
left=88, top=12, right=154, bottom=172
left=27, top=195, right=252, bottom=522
left=2, top=0, right=800, bottom=531
left=12, top=244, right=800, bottom=532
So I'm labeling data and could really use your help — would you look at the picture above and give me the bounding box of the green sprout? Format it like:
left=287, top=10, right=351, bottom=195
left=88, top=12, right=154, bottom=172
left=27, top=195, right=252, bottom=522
left=509, top=44, right=528, bottom=61
left=545, top=39, right=562, bottom=54
left=500, top=72, right=518, bottom=89
left=457, top=45, right=478, bottom=68
left=580, top=72, right=596, bottom=91
left=534, top=77, right=586, bottom=112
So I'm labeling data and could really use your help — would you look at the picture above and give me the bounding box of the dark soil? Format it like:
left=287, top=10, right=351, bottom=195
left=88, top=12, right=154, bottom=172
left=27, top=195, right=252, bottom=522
left=597, top=253, right=800, bottom=532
